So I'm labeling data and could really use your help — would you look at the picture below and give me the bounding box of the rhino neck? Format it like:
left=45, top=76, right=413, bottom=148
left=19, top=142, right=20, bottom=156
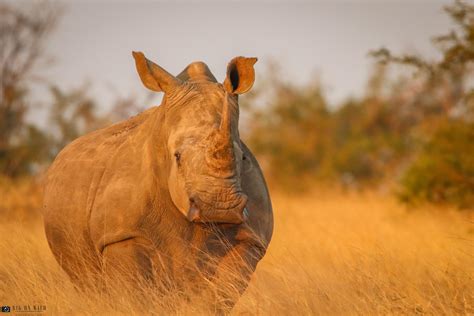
left=140, top=106, right=170, bottom=187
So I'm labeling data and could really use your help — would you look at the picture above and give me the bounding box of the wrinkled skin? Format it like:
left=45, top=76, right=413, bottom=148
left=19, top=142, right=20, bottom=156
left=43, top=52, right=273, bottom=312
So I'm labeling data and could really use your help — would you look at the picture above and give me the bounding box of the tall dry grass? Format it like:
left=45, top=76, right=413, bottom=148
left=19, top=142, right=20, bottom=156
left=0, top=179, right=472, bottom=315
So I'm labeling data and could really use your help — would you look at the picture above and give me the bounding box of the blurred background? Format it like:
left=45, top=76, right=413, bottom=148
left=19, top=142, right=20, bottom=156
left=1, top=0, right=472, bottom=210
left=1, top=1, right=473, bottom=314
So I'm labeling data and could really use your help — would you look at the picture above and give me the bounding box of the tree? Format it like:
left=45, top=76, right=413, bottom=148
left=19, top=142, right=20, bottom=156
left=244, top=66, right=333, bottom=188
left=372, top=0, right=474, bottom=208
left=0, top=1, right=58, bottom=176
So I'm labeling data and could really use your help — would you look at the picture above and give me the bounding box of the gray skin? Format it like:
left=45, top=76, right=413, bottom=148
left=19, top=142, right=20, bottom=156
left=42, top=52, right=273, bottom=311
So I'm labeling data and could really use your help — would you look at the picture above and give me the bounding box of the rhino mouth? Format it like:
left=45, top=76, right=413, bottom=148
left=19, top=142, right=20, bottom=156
left=186, top=196, right=248, bottom=224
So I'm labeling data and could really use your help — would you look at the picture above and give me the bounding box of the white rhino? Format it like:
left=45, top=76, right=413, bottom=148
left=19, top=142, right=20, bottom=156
left=43, top=52, right=273, bottom=311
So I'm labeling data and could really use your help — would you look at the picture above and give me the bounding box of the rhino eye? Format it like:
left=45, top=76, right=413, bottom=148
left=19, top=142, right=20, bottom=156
left=174, top=152, right=181, bottom=165
left=242, top=154, right=247, bottom=161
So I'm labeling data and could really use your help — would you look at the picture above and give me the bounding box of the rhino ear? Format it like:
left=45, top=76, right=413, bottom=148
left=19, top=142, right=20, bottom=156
left=132, top=51, right=181, bottom=93
left=223, top=56, right=258, bottom=94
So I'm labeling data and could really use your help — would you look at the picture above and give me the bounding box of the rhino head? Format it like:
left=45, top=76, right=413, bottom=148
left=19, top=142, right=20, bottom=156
left=133, top=52, right=257, bottom=225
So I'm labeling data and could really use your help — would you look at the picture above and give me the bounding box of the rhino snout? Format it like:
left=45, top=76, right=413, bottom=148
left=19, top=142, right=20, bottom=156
left=186, top=193, right=248, bottom=224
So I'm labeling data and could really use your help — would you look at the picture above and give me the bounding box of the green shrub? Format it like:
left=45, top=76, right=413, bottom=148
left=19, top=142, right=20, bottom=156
left=399, top=119, right=474, bottom=209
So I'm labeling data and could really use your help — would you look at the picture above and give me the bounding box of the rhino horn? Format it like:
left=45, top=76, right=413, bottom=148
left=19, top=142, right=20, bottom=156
left=132, top=51, right=181, bottom=93
left=206, top=92, right=234, bottom=172
left=219, top=91, right=232, bottom=142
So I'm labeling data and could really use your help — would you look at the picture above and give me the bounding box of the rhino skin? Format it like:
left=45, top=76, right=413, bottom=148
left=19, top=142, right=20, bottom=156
left=42, top=52, right=273, bottom=311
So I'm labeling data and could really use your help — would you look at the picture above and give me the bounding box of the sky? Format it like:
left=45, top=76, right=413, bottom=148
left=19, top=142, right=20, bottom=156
left=21, top=0, right=454, bottom=114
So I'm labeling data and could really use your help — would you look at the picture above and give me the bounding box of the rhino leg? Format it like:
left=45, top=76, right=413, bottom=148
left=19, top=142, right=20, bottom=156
left=44, top=224, right=102, bottom=290
left=211, top=237, right=267, bottom=314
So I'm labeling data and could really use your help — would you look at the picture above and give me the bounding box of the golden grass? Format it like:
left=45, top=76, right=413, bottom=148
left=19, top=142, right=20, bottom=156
left=0, top=179, right=473, bottom=315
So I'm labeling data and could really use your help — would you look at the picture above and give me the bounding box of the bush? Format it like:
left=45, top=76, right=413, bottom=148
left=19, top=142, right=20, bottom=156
left=399, top=119, right=474, bottom=209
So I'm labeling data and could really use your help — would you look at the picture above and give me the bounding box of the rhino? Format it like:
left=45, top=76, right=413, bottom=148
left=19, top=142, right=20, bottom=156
left=42, top=52, right=273, bottom=311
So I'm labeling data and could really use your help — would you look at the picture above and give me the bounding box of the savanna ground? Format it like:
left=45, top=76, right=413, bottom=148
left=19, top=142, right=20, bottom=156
left=0, top=178, right=472, bottom=315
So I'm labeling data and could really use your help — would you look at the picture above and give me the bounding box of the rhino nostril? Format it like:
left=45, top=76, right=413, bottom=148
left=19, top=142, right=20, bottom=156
left=187, top=199, right=200, bottom=222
